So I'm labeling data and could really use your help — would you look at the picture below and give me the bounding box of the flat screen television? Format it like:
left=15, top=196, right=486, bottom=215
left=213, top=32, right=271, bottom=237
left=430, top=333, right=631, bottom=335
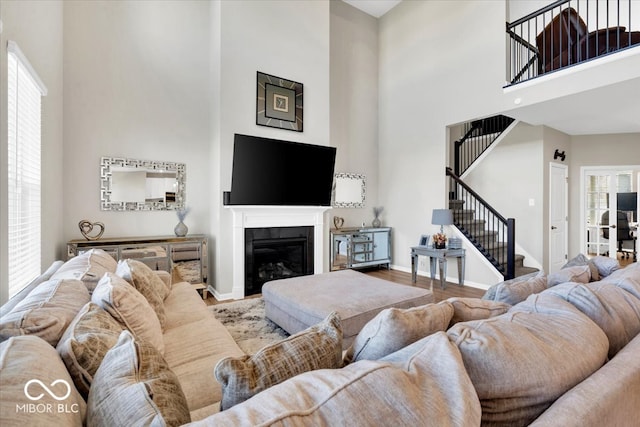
left=228, top=134, right=337, bottom=206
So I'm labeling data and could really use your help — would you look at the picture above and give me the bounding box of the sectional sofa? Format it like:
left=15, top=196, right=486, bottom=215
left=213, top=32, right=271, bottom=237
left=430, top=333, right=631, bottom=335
left=1, top=249, right=639, bottom=426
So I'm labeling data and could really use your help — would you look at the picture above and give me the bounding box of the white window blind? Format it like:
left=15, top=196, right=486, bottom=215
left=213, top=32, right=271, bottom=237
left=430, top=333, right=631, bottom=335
left=7, top=41, right=47, bottom=298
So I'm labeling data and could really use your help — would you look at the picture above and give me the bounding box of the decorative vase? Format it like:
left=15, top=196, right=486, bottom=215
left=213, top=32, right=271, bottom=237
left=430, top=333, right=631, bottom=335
left=433, top=242, right=446, bottom=249
left=372, top=217, right=381, bottom=228
left=174, top=221, right=188, bottom=237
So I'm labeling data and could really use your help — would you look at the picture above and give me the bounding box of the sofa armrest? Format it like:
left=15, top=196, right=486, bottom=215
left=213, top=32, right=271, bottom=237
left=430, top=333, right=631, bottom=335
left=0, top=261, right=65, bottom=316
left=155, top=270, right=172, bottom=289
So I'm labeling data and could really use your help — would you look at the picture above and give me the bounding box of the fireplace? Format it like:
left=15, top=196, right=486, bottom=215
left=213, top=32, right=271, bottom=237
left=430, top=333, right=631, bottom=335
left=227, top=205, right=330, bottom=300
left=245, top=226, right=314, bottom=296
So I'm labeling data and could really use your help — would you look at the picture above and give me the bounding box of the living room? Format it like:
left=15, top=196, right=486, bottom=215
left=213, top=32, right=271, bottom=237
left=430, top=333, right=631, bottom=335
left=1, top=0, right=639, bottom=300
left=2, top=1, right=640, bottom=425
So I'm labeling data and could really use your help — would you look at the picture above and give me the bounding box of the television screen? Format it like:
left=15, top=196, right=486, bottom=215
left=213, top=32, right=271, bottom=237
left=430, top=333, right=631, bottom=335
left=229, top=134, right=336, bottom=206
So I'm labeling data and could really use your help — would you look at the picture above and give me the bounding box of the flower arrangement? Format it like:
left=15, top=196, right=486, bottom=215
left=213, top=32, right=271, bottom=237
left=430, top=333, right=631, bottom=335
left=432, top=232, right=447, bottom=248
left=176, top=207, right=191, bottom=222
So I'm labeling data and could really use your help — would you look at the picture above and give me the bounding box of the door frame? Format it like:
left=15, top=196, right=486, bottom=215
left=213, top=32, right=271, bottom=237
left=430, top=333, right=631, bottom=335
left=549, top=162, right=568, bottom=273
left=580, top=165, right=638, bottom=260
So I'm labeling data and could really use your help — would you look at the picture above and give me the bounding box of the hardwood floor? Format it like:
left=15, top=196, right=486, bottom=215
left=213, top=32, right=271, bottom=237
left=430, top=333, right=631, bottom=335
left=200, top=268, right=485, bottom=306
left=362, top=268, right=485, bottom=301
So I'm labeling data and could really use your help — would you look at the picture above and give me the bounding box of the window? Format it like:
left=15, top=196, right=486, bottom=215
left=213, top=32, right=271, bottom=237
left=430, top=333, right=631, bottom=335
left=7, top=41, right=47, bottom=298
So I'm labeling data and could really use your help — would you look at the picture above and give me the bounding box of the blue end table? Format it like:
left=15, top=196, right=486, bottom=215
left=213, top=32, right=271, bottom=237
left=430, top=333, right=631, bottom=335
left=411, top=246, right=465, bottom=289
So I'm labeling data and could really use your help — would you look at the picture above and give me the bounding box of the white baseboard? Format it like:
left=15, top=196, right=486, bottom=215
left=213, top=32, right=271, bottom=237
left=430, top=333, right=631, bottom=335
left=208, top=285, right=235, bottom=301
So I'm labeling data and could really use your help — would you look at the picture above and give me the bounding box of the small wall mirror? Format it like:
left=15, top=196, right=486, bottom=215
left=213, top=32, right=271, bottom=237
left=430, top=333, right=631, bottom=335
left=101, top=157, right=186, bottom=211
left=332, top=173, right=366, bottom=208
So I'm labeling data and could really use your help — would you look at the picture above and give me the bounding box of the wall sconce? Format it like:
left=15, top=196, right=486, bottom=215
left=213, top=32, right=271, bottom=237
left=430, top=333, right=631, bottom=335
left=554, top=149, right=566, bottom=161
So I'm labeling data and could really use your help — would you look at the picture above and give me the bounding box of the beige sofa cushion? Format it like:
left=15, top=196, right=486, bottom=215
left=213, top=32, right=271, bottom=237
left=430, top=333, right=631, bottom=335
left=529, top=334, right=640, bottom=427
left=116, top=259, right=168, bottom=328
left=188, top=332, right=481, bottom=427
left=51, top=249, right=117, bottom=292
left=91, top=273, right=164, bottom=354
left=545, top=281, right=640, bottom=357
left=56, top=302, right=125, bottom=397
left=344, top=301, right=453, bottom=363
left=598, top=262, right=640, bottom=298
left=447, top=297, right=511, bottom=327
left=162, top=284, right=244, bottom=415
left=215, top=312, right=343, bottom=410
left=87, top=330, right=190, bottom=427
left=0, top=336, right=86, bottom=426
left=0, top=278, right=90, bottom=346
left=562, top=253, right=600, bottom=281
left=447, top=293, right=609, bottom=426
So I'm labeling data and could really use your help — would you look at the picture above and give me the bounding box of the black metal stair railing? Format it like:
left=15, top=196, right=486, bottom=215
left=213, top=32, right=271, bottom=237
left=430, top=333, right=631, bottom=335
left=447, top=167, right=516, bottom=280
left=507, top=0, right=640, bottom=86
left=454, top=115, right=515, bottom=176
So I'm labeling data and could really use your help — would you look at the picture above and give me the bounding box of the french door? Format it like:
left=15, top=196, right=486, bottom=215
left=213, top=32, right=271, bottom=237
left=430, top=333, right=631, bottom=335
left=582, top=166, right=638, bottom=259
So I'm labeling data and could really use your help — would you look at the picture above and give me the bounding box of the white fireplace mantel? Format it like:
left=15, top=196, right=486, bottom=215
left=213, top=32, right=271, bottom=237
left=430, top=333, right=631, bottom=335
left=226, top=205, right=331, bottom=299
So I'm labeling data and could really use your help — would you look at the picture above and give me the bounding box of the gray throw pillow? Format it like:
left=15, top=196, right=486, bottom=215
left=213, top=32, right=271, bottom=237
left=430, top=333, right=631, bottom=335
left=562, top=253, right=600, bottom=281
left=483, top=271, right=547, bottom=305
left=547, top=264, right=591, bottom=287
left=589, top=255, right=620, bottom=278
left=344, top=302, right=453, bottom=363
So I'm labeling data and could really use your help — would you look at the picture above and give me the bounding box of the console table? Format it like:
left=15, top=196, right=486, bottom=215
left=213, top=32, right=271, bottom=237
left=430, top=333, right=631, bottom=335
left=67, top=235, right=208, bottom=285
left=330, top=227, right=392, bottom=271
left=411, top=246, right=465, bottom=289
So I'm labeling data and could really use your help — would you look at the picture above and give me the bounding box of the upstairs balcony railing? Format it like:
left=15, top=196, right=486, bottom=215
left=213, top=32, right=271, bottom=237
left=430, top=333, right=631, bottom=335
left=506, top=0, right=640, bottom=85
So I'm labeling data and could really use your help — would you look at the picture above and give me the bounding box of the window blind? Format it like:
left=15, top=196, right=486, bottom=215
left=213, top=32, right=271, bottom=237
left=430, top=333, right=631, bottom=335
left=7, top=41, right=47, bottom=298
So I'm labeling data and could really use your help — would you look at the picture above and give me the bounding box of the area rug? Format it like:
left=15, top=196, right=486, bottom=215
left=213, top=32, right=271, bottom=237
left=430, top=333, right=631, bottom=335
left=209, top=297, right=289, bottom=354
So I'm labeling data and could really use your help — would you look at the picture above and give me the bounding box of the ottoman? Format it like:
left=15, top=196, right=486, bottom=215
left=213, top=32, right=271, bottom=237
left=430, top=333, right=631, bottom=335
left=262, top=269, right=434, bottom=349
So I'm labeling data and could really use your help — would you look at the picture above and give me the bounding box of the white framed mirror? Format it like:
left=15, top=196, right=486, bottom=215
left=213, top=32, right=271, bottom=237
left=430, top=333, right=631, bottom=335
left=100, top=157, right=186, bottom=211
left=332, top=173, right=366, bottom=208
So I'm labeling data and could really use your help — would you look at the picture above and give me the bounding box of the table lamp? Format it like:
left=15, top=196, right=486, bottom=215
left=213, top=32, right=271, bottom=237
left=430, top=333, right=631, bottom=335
left=431, top=209, right=453, bottom=234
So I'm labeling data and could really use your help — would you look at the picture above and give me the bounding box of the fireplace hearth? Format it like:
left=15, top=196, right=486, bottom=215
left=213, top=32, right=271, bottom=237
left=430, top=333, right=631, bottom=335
left=245, top=226, right=314, bottom=296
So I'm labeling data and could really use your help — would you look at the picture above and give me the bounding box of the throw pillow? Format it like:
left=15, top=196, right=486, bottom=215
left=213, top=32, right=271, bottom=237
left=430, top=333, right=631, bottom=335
left=91, top=272, right=165, bottom=354
left=547, top=264, right=591, bottom=287
left=482, top=271, right=540, bottom=301
left=484, top=271, right=547, bottom=305
left=203, top=333, right=481, bottom=426
left=0, top=336, right=87, bottom=427
left=56, top=302, right=125, bottom=397
left=448, top=293, right=608, bottom=426
left=447, top=297, right=511, bottom=327
left=344, top=301, right=454, bottom=363
left=215, top=311, right=343, bottom=410
left=589, top=255, right=620, bottom=278
left=116, top=259, right=168, bottom=329
left=87, top=330, right=190, bottom=427
left=0, top=278, right=90, bottom=346
left=51, top=249, right=118, bottom=292
left=562, top=253, right=600, bottom=281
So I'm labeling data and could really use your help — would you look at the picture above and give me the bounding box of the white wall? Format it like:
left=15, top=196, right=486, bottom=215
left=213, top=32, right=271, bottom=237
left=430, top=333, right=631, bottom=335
left=0, top=1, right=64, bottom=304
left=330, top=0, right=379, bottom=228
left=378, top=1, right=509, bottom=286
left=62, top=1, right=211, bottom=246
left=465, top=123, right=545, bottom=268
left=211, top=0, right=331, bottom=296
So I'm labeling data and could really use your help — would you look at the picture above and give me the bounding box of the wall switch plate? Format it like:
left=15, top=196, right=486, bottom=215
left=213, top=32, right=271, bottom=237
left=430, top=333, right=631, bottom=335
left=529, top=198, right=535, bottom=206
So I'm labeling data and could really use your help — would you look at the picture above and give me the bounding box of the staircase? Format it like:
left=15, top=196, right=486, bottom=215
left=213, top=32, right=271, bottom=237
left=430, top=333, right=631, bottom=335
left=448, top=114, right=538, bottom=280
left=449, top=198, right=538, bottom=278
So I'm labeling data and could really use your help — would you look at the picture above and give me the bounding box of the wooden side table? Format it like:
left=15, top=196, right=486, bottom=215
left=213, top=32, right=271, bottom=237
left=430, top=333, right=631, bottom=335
left=411, top=246, right=465, bottom=289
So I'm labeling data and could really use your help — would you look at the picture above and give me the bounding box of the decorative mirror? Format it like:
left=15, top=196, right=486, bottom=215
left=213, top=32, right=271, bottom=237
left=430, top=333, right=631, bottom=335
left=332, top=173, right=366, bottom=208
left=100, top=157, right=186, bottom=211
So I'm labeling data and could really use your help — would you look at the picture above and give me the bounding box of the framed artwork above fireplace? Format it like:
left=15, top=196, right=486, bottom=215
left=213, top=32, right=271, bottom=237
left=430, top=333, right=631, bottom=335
left=256, top=71, right=303, bottom=132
